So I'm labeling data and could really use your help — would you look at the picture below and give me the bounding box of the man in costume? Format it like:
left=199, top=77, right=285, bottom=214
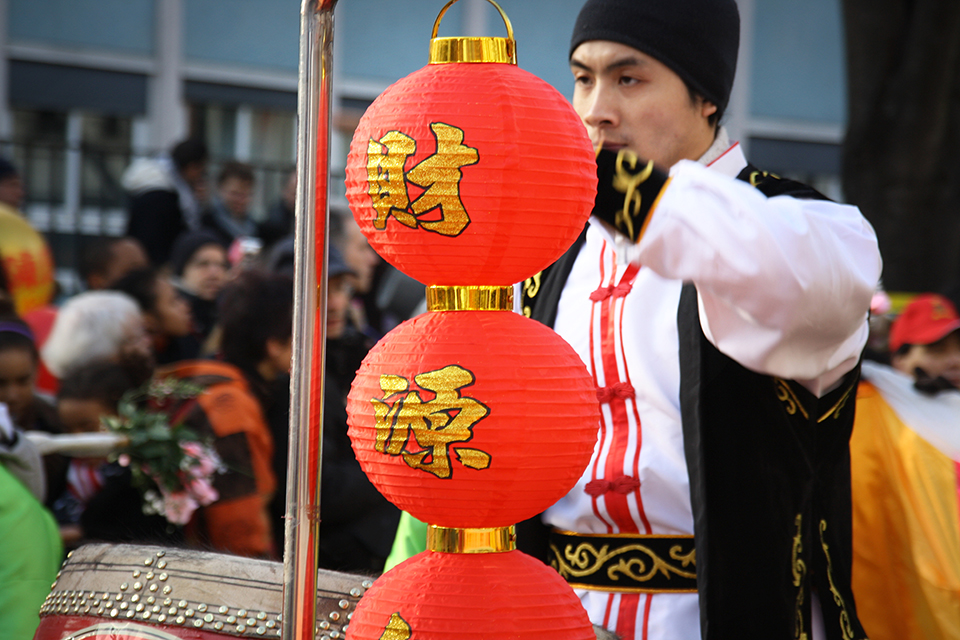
left=521, top=0, right=882, bottom=638
left=849, top=293, right=960, bottom=640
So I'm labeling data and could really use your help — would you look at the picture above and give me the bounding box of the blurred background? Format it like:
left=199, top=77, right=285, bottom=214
left=0, top=0, right=953, bottom=296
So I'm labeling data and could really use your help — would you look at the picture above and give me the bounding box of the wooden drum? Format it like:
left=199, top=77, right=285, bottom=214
left=34, top=544, right=372, bottom=640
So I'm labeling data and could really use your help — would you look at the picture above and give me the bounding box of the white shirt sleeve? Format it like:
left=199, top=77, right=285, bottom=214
left=634, top=159, right=882, bottom=396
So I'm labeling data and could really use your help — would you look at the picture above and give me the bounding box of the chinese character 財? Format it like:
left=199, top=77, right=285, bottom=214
left=365, top=122, right=479, bottom=237
left=371, top=364, right=492, bottom=479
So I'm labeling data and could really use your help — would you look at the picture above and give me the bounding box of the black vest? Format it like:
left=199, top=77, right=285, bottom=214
left=521, top=166, right=868, bottom=640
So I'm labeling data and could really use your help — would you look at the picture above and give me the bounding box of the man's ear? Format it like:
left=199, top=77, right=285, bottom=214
left=701, top=100, right=718, bottom=120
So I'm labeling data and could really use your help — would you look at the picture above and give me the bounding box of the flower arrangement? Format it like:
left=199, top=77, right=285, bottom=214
left=101, top=378, right=224, bottom=525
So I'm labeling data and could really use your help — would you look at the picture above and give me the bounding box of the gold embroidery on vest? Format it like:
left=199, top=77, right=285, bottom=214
left=774, top=378, right=809, bottom=420
left=792, top=514, right=809, bottom=640
left=817, top=380, right=855, bottom=423
left=748, top=170, right=782, bottom=187
left=819, top=519, right=857, bottom=640
left=522, top=272, right=542, bottom=318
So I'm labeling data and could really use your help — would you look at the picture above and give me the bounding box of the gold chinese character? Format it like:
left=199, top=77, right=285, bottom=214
left=378, top=613, right=411, bottom=640
left=367, top=130, right=418, bottom=230
left=372, top=364, right=492, bottom=479
left=365, top=123, right=478, bottom=237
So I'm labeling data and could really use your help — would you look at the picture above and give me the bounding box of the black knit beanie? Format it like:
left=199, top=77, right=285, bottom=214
left=570, top=0, right=740, bottom=112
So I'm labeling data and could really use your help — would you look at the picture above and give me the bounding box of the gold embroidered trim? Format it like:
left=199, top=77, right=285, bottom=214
left=427, top=525, right=516, bottom=554
left=426, top=285, right=514, bottom=311
left=817, top=380, right=855, bottom=423
left=792, top=514, right=809, bottom=640
left=550, top=538, right=696, bottom=592
left=774, top=378, right=809, bottom=420
left=521, top=272, right=542, bottom=318
left=819, top=520, right=857, bottom=640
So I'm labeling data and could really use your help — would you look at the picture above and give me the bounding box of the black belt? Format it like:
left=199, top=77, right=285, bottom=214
left=548, top=528, right=697, bottom=593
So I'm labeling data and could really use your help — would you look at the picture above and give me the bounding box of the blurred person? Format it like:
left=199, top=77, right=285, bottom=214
left=201, top=161, right=258, bottom=246
left=850, top=293, right=960, bottom=640
left=317, top=247, right=399, bottom=573
left=51, top=360, right=178, bottom=550
left=159, top=269, right=287, bottom=558
left=331, top=208, right=386, bottom=337
left=0, top=157, right=25, bottom=210
left=124, top=138, right=209, bottom=266
left=41, top=290, right=154, bottom=386
left=258, top=169, right=296, bottom=249
left=79, top=236, right=149, bottom=291
left=169, top=230, right=228, bottom=344
left=0, top=302, right=58, bottom=435
left=111, top=267, right=197, bottom=365
left=0, top=301, right=61, bottom=500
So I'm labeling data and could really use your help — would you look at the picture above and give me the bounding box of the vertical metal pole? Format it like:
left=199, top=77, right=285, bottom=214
left=283, top=1, right=337, bottom=639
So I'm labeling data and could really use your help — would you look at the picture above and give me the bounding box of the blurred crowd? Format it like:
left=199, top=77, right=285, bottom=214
left=0, top=139, right=417, bottom=634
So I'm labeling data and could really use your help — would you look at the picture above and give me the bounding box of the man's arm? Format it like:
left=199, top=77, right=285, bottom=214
left=636, top=159, right=882, bottom=395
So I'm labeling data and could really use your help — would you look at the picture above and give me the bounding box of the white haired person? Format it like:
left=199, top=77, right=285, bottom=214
left=42, top=290, right=154, bottom=387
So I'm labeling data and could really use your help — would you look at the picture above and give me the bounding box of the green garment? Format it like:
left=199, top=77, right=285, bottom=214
left=0, top=463, right=62, bottom=639
left=384, top=511, right=428, bottom=571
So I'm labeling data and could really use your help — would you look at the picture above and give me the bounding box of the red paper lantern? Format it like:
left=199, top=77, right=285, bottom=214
left=346, top=550, right=595, bottom=640
left=346, top=309, right=599, bottom=528
left=344, top=53, right=596, bottom=286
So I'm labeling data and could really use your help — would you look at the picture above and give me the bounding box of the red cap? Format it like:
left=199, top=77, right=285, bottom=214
left=889, top=293, right=960, bottom=353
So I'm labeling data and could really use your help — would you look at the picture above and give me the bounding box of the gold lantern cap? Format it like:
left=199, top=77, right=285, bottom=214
left=429, top=0, right=517, bottom=65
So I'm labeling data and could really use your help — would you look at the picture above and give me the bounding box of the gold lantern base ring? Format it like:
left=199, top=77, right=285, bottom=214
left=426, top=285, right=514, bottom=312
left=427, top=525, right=517, bottom=554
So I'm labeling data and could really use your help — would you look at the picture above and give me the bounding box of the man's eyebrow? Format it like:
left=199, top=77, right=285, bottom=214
left=570, top=56, right=647, bottom=74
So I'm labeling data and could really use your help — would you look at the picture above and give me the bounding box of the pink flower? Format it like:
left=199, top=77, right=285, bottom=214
left=118, top=454, right=131, bottom=467
left=181, top=442, right=223, bottom=478
left=181, top=441, right=204, bottom=458
left=162, top=491, right=199, bottom=525
left=188, top=477, right=219, bottom=506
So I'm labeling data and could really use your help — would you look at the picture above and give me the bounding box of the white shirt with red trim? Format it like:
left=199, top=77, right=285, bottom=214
left=543, top=134, right=881, bottom=640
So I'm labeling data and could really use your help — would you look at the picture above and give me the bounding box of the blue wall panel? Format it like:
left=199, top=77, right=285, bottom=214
left=184, top=0, right=299, bottom=71
left=750, top=0, right=847, bottom=124
left=339, top=0, right=582, bottom=97
left=9, top=0, right=154, bottom=54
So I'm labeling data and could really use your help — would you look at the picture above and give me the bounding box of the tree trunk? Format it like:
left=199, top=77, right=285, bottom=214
left=842, top=0, right=960, bottom=293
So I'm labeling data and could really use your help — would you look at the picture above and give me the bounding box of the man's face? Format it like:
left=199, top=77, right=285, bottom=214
left=219, top=176, right=252, bottom=218
left=570, top=41, right=718, bottom=170
left=893, top=331, right=960, bottom=388
left=181, top=244, right=228, bottom=301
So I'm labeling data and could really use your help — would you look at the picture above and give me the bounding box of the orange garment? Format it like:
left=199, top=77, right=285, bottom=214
left=159, top=360, right=276, bottom=558
left=850, top=379, right=960, bottom=640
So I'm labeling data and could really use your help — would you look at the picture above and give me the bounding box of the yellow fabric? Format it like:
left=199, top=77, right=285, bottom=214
left=850, top=381, right=960, bottom=640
